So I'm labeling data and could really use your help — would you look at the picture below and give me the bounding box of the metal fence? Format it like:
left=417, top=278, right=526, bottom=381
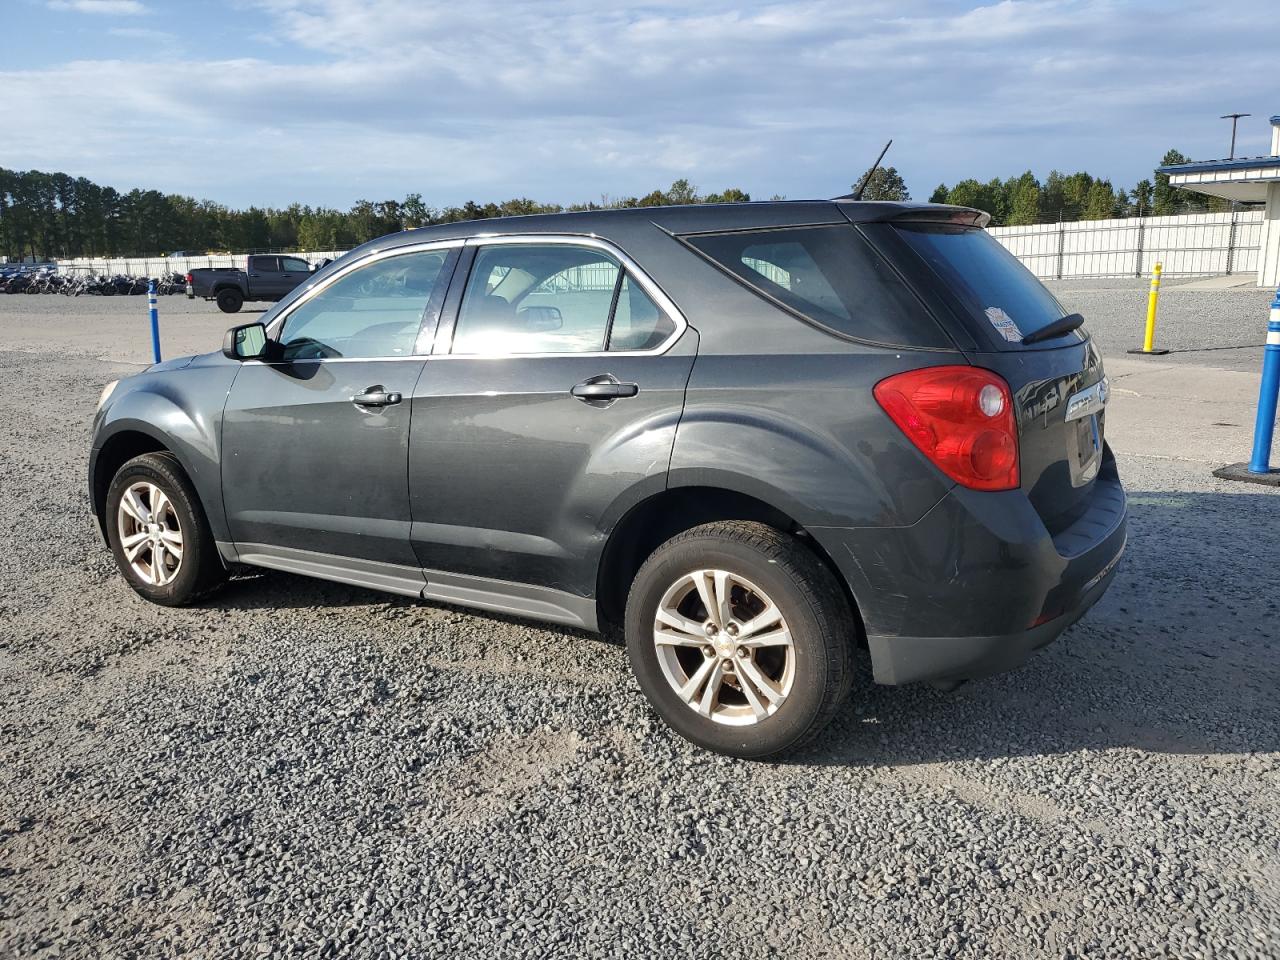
left=56, top=251, right=348, bottom=277
left=53, top=210, right=1267, bottom=284
left=988, top=210, right=1264, bottom=280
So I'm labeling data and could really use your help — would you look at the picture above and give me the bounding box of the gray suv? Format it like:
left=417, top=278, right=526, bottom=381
left=89, top=201, right=1126, bottom=758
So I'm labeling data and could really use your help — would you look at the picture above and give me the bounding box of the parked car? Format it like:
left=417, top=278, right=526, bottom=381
left=186, top=254, right=314, bottom=313
left=89, top=201, right=1126, bottom=758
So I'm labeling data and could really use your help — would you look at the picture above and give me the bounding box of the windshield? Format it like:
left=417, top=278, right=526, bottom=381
left=893, top=224, right=1081, bottom=348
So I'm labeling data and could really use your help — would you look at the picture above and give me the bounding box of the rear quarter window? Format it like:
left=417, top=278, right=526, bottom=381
left=683, top=224, right=951, bottom=348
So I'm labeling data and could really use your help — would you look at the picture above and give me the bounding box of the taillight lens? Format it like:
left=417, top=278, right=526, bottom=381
left=185, top=273, right=192, bottom=283
left=873, top=365, right=1020, bottom=491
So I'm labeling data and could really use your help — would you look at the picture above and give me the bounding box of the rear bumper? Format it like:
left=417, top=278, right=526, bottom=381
left=865, top=534, right=1122, bottom=685
left=812, top=449, right=1127, bottom=686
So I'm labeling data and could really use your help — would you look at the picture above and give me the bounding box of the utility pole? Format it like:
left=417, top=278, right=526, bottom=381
left=1220, top=114, right=1250, bottom=230
left=1220, top=113, right=1251, bottom=159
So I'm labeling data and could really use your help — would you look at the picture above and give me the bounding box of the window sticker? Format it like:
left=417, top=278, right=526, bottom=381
left=984, top=306, right=1023, bottom=343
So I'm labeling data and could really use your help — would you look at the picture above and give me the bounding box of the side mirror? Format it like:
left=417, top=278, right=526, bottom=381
left=223, top=322, right=268, bottom=361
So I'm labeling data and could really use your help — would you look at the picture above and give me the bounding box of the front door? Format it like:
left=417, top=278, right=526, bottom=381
left=221, top=244, right=459, bottom=567
left=408, top=238, right=696, bottom=598
left=246, top=256, right=286, bottom=299
left=277, top=256, right=313, bottom=298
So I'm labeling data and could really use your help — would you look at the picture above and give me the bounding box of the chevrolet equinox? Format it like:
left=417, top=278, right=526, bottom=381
left=89, top=201, right=1127, bottom=758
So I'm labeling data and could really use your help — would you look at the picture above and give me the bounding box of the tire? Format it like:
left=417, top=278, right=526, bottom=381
left=105, top=452, right=228, bottom=606
left=624, top=521, right=854, bottom=759
left=216, top=288, right=244, bottom=313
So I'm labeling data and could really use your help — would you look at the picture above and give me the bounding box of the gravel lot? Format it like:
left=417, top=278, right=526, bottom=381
left=2, top=289, right=1278, bottom=959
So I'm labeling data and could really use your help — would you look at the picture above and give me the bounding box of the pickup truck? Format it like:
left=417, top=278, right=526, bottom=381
left=186, top=254, right=315, bottom=313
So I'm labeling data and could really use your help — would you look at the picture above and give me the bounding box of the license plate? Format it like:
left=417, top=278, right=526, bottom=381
left=1075, top=414, right=1102, bottom=481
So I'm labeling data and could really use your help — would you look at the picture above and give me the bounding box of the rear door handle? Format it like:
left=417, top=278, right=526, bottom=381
left=571, top=376, right=639, bottom=404
left=352, top=386, right=402, bottom=407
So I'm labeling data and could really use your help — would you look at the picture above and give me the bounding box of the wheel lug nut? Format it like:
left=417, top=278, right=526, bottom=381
left=726, top=624, right=738, bottom=636
left=703, top=646, right=714, bottom=657
left=737, top=646, right=747, bottom=658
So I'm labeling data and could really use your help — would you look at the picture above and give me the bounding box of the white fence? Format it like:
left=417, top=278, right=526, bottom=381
left=988, top=210, right=1263, bottom=280
left=52, top=209, right=1265, bottom=283
left=55, top=251, right=348, bottom=277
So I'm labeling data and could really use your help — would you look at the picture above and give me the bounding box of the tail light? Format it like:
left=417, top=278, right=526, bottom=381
left=873, top=365, right=1019, bottom=491
left=185, top=273, right=192, bottom=283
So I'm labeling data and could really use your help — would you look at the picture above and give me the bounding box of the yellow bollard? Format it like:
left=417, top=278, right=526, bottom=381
left=1129, top=261, right=1169, bottom=356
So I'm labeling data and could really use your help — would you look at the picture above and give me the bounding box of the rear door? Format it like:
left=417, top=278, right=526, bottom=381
left=874, top=222, right=1108, bottom=531
left=407, top=237, right=696, bottom=597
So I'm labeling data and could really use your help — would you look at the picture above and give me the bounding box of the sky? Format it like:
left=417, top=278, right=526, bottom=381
left=1, top=0, right=1276, bottom=211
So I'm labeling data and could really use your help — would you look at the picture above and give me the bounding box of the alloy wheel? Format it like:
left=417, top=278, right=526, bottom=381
left=652, top=569, right=795, bottom=726
left=116, top=482, right=183, bottom=586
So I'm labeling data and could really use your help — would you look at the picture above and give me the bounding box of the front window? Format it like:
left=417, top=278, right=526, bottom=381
left=277, top=248, right=455, bottom=360
left=281, top=257, right=310, bottom=273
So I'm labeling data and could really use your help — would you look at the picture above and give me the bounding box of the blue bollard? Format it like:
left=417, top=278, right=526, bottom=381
left=1247, top=288, right=1280, bottom=474
left=148, top=279, right=162, bottom=363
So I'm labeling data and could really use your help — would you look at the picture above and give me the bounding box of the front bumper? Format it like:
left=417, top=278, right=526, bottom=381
left=812, top=450, right=1127, bottom=686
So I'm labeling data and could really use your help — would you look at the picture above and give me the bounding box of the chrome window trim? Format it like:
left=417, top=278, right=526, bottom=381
left=431, top=233, right=689, bottom=360
left=261, top=239, right=466, bottom=356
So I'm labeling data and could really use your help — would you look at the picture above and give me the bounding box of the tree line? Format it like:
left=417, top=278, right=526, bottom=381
left=0, top=148, right=1226, bottom=261
left=862, top=149, right=1221, bottom=225
left=0, top=171, right=750, bottom=262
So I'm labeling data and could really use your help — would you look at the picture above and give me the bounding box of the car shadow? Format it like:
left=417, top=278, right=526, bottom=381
left=197, top=487, right=1279, bottom=763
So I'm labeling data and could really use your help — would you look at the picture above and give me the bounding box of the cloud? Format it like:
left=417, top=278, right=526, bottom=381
left=107, top=26, right=179, bottom=42
left=48, top=0, right=146, bottom=13
left=5, top=0, right=1279, bottom=208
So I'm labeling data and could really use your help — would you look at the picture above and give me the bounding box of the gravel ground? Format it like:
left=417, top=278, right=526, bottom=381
left=1, top=291, right=1278, bottom=959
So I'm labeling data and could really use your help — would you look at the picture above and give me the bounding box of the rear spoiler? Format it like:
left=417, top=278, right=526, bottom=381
left=834, top=200, right=990, bottom=229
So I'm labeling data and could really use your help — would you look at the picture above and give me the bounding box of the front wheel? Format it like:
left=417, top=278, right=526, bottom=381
left=105, top=452, right=228, bottom=606
left=625, top=521, right=854, bottom=759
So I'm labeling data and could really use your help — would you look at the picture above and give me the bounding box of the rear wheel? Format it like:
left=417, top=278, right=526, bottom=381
left=106, top=452, right=228, bottom=606
left=216, top=288, right=244, bottom=313
left=624, top=521, right=854, bottom=758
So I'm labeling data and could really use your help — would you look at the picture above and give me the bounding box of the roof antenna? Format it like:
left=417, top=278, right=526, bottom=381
left=839, top=139, right=893, bottom=201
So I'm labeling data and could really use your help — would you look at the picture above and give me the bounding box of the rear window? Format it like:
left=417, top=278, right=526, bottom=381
left=893, top=224, right=1077, bottom=347
left=684, top=225, right=950, bottom=348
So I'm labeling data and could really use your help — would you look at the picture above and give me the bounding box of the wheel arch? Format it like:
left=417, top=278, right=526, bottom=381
left=92, top=406, right=229, bottom=548
left=595, top=485, right=864, bottom=643
left=91, top=428, right=177, bottom=542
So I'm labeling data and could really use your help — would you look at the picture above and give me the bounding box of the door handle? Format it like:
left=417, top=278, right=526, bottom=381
left=571, top=376, right=639, bottom=404
left=352, top=386, right=402, bottom=407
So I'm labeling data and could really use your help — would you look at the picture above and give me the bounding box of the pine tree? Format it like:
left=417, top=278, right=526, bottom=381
left=1006, top=172, right=1041, bottom=225
left=1154, top=149, right=1197, bottom=215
